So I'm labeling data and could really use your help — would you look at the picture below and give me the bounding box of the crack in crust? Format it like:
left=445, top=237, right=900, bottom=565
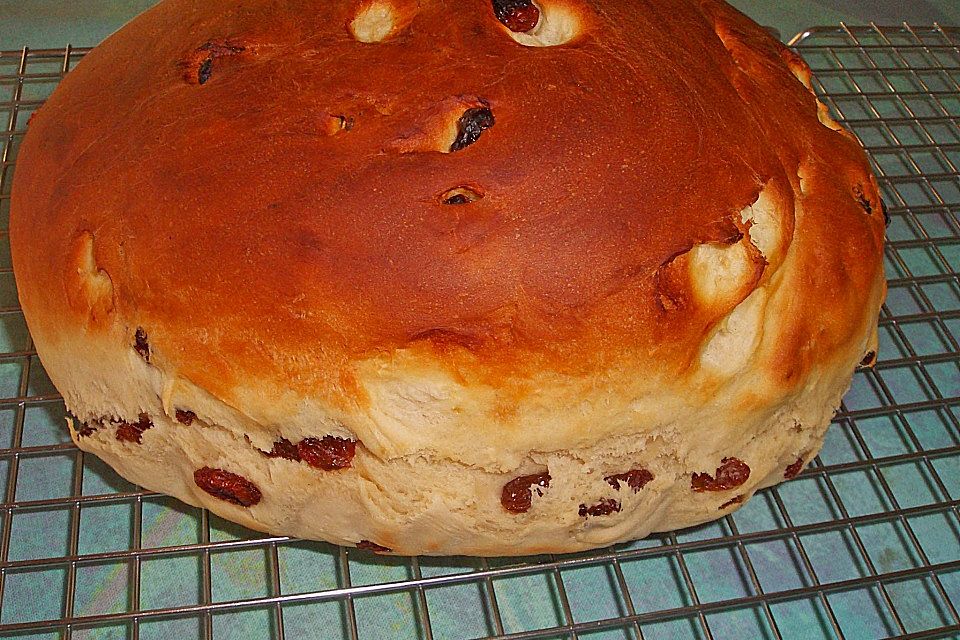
left=655, top=222, right=766, bottom=315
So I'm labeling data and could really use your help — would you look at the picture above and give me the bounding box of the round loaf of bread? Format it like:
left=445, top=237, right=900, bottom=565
left=10, top=0, right=886, bottom=555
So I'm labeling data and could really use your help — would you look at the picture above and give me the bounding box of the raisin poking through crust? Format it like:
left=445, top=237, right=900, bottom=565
left=691, top=457, right=751, bottom=492
left=182, top=40, right=247, bottom=85
left=579, top=498, right=622, bottom=518
left=175, top=409, right=197, bottom=425
left=440, top=186, right=483, bottom=205
left=853, top=184, right=873, bottom=215
left=719, top=495, right=744, bottom=510
left=450, top=107, right=495, bottom=152
left=298, top=436, right=356, bottom=470
left=501, top=472, right=551, bottom=513
left=858, top=350, right=877, bottom=369
left=264, top=436, right=357, bottom=470
left=266, top=437, right=300, bottom=461
left=194, top=467, right=262, bottom=507
left=116, top=413, right=153, bottom=444
left=356, top=540, right=391, bottom=553
left=134, top=328, right=150, bottom=362
left=881, top=198, right=891, bottom=227
left=606, top=469, right=654, bottom=493
left=77, top=421, right=99, bottom=438
left=784, top=457, right=806, bottom=479
left=322, top=114, right=355, bottom=136
left=492, top=0, right=541, bottom=33
left=197, top=58, right=214, bottom=85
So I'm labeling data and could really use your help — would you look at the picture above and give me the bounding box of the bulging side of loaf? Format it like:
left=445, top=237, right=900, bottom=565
left=56, top=315, right=854, bottom=556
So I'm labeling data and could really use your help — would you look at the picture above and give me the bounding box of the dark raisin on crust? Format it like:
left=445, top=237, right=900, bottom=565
left=605, top=469, right=654, bottom=493
left=450, top=106, right=495, bottom=152
left=356, top=540, right=391, bottom=553
left=784, top=457, right=806, bottom=479
left=853, top=184, right=873, bottom=215
left=691, top=457, right=751, bottom=492
left=719, top=495, right=745, bottom=510
left=263, top=435, right=356, bottom=469
left=578, top=498, right=622, bottom=517
left=881, top=198, right=891, bottom=227
left=193, top=466, right=262, bottom=507
left=115, top=423, right=138, bottom=443
left=77, top=421, right=99, bottom=438
left=197, top=58, right=214, bottom=85
left=501, top=472, right=551, bottom=513
left=175, top=409, right=197, bottom=425
left=297, top=436, right=356, bottom=470
left=441, top=186, right=483, bottom=205
left=858, top=350, right=877, bottom=369
left=116, top=413, right=153, bottom=444
left=266, top=437, right=300, bottom=461
left=491, top=0, right=541, bottom=32
left=134, top=328, right=150, bottom=362
left=184, top=40, right=247, bottom=85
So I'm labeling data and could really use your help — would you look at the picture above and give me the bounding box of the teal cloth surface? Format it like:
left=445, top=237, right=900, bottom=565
left=0, top=3, right=959, bottom=640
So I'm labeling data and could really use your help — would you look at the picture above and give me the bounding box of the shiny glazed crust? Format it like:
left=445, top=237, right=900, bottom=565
left=10, top=0, right=886, bottom=555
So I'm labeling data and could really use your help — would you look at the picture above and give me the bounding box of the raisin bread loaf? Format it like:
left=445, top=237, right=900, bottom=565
left=10, top=0, right=886, bottom=555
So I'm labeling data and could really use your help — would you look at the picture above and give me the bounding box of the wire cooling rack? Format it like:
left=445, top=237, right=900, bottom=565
left=0, top=22, right=958, bottom=640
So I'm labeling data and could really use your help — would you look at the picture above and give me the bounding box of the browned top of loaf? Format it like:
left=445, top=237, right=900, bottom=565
left=10, top=0, right=885, bottom=402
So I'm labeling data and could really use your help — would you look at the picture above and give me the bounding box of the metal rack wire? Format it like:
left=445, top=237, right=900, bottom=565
left=0, top=22, right=957, bottom=640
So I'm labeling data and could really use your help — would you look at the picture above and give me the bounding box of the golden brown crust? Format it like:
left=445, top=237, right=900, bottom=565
left=13, top=0, right=882, bottom=387
left=10, top=0, right=886, bottom=554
